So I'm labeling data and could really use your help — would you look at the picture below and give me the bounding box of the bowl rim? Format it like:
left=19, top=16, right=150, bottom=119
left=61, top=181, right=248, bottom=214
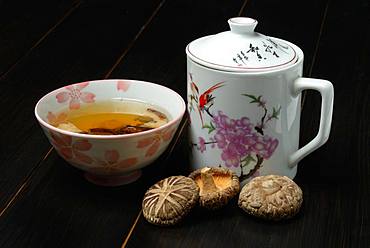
left=34, top=79, right=186, bottom=140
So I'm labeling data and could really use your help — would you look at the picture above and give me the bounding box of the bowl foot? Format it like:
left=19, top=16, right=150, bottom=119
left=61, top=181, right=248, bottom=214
left=84, top=170, right=142, bottom=186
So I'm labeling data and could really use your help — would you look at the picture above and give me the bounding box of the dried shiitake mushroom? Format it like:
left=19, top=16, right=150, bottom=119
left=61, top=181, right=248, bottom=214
left=238, top=175, right=303, bottom=221
left=189, top=167, right=240, bottom=210
left=142, top=176, right=199, bottom=226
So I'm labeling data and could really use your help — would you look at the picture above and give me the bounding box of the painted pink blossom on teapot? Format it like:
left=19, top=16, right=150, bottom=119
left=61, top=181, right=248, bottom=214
left=190, top=81, right=281, bottom=182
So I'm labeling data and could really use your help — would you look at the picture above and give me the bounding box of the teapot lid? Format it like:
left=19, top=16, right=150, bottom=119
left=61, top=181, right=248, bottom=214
left=186, top=17, right=298, bottom=72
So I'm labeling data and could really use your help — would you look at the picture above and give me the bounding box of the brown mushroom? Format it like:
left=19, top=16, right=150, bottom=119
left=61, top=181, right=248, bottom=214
left=238, top=175, right=303, bottom=221
left=189, top=167, right=240, bottom=210
left=142, top=176, right=199, bottom=226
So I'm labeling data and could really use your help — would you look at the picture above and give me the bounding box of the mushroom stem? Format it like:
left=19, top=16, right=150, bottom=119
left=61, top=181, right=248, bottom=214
left=200, top=168, right=218, bottom=194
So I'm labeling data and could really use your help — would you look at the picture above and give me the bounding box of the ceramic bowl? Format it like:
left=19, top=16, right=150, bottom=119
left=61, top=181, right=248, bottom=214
left=35, top=79, right=185, bottom=186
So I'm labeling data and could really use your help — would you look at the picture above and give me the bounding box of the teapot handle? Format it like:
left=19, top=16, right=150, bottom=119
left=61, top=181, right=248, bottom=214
left=288, top=77, right=334, bottom=167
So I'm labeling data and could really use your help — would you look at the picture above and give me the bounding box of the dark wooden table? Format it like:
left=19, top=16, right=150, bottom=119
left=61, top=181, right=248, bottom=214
left=0, top=0, right=369, bottom=247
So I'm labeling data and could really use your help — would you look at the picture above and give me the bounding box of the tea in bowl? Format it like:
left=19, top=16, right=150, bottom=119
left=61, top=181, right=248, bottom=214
left=35, top=79, right=185, bottom=186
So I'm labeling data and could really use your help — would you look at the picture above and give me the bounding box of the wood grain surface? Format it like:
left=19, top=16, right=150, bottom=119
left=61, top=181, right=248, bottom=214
left=0, top=0, right=81, bottom=77
left=0, top=0, right=163, bottom=213
left=0, top=0, right=368, bottom=247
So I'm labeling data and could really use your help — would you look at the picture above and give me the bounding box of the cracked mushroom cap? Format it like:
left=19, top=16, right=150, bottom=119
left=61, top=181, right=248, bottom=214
left=189, top=167, right=240, bottom=210
left=238, top=175, right=303, bottom=221
left=142, top=176, right=199, bottom=226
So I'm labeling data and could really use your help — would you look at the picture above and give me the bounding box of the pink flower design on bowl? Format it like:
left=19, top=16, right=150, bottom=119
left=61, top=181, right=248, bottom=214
left=137, top=128, right=175, bottom=157
left=117, top=80, right=130, bottom=92
left=56, top=82, right=95, bottom=110
left=47, top=111, right=67, bottom=126
left=49, top=131, right=93, bottom=164
left=102, top=149, right=137, bottom=168
left=88, top=149, right=137, bottom=175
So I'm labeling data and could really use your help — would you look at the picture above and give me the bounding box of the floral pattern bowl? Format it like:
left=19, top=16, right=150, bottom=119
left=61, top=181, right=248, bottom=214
left=35, top=79, right=185, bottom=186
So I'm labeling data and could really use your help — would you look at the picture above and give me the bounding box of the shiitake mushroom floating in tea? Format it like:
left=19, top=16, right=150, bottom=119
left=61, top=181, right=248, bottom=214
left=49, top=100, right=169, bottom=135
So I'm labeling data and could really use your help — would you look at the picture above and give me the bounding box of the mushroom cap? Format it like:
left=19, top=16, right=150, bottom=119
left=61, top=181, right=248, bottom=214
left=238, top=175, right=303, bottom=221
left=189, top=167, right=240, bottom=210
left=142, top=175, right=199, bottom=226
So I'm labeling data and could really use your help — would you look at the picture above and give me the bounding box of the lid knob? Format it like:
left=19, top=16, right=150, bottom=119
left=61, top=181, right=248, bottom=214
left=228, top=17, right=258, bottom=34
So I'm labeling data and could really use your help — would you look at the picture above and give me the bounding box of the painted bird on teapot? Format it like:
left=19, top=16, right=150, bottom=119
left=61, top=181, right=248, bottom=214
left=188, top=73, right=224, bottom=127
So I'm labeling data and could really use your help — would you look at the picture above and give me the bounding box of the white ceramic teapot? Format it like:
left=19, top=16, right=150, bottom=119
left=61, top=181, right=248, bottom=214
left=186, top=17, right=333, bottom=182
